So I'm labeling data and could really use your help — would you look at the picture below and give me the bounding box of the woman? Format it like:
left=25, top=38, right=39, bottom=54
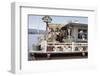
left=40, top=37, right=47, bottom=52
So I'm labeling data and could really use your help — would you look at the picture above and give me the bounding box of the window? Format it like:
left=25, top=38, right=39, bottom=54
left=78, top=29, right=87, bottom=40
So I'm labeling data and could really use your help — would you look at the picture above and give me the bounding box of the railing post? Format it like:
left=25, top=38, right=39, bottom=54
left=72, top=42, right=75, bottom=52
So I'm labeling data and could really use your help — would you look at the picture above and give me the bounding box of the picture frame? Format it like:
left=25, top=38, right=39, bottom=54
left=11, top=2, right=96, bottom=74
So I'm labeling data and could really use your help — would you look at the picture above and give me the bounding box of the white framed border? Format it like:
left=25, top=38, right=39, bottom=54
left=11, top=2, right=97, bottom=74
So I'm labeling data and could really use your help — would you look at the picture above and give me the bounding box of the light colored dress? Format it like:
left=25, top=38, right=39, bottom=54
left=40, top=40, right=47, bottom=52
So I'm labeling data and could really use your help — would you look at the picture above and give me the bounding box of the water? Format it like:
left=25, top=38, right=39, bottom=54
left=28, top=34, right=43, bottom=50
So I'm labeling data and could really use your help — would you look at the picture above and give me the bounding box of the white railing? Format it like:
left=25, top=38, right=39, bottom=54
left=29, top=42, right=88, bottom=53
